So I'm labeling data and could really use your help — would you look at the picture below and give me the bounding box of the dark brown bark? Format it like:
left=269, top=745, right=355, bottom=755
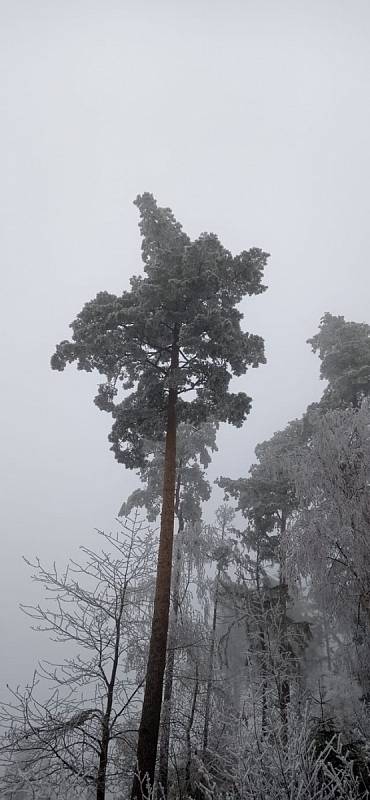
left=132, top=341, right=179, bottom=800
left=158, top=506, right=184, bottom=796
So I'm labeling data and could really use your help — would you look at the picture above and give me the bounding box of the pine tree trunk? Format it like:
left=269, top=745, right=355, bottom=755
left=158, top=510, right=184, bottom=797
left=131, top=372, right=178, bottom=799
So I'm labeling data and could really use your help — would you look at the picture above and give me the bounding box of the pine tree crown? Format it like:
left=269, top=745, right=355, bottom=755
left=51, top=193, right=269, bottom=467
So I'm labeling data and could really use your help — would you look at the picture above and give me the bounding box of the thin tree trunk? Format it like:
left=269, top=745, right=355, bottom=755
left=97, top=724, right=109, bottom=800
left=259, top=622, right=268, bottom=736
left=186, top=663, right=199, bottom=794
left=278, top=510, right=290, bottom=746
left=202, top=513, right=227, bottom=754
left=202, top=572, right=219, bottom=754
left=255, top=546, right=268, bottom=736
left=132, top=339, right=179, bottom=800
left=323, top=611, right=332, bottom=672
left=97, top=599, right=123, bottom=800
left=158, top=506, right=184, bottom=796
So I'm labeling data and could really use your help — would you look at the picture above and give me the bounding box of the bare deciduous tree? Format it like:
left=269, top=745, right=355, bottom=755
left=0, top=511, right=155, bottom=800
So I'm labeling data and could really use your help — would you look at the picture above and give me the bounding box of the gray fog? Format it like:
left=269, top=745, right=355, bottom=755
left=1, top=0, right=370, bottom=686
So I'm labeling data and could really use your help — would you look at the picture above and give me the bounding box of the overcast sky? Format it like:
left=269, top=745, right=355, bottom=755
left=1, top=0, right=370, bottom=686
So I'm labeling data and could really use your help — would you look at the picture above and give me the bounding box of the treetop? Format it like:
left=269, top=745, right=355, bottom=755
left=51, top=193, right=269, bottom=467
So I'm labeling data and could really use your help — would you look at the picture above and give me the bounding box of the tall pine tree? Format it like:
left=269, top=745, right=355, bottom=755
left=51, top=193, right=269, bottom=797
